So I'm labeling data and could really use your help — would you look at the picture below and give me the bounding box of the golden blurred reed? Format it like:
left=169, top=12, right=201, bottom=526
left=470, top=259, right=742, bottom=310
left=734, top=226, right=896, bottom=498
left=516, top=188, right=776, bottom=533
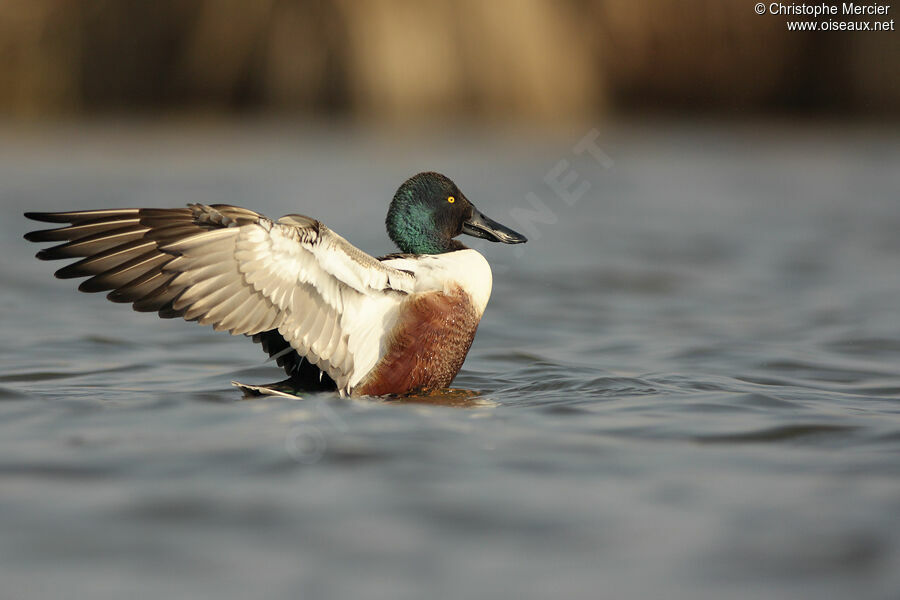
left=1, top=0, right=896, bottom=121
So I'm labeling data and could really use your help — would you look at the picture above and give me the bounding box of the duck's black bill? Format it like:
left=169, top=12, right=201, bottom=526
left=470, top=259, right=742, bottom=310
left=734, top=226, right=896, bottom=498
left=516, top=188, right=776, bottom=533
left=462, top=207, right=527, bottom=244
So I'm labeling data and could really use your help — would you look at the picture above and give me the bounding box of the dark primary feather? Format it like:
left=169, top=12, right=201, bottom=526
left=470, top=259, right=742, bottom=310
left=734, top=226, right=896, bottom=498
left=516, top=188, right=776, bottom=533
left=24, top=208, right=140, bottom=225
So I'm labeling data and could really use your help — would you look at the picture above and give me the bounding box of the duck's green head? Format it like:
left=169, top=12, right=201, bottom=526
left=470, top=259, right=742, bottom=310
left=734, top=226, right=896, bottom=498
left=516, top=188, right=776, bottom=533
left=386, top=172, right=527, bottom=255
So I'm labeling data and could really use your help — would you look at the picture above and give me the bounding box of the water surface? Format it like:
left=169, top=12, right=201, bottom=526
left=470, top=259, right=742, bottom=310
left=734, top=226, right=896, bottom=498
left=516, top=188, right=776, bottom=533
left=1, top=121, right=898, bottom=599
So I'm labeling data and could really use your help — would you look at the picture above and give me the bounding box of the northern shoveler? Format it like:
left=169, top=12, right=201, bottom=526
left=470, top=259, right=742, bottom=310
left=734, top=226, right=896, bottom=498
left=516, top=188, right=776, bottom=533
left=24, top=172, right=526, bottom=397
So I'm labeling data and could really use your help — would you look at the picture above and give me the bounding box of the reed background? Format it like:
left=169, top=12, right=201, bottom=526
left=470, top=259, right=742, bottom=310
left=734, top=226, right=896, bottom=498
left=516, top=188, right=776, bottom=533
left=2, top=0, right=897, bottom=122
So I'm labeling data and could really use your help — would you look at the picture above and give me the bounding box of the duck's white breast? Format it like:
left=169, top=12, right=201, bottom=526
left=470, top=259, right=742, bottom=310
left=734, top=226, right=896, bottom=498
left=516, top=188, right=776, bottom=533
left=382, top=249, right=493, bottom=315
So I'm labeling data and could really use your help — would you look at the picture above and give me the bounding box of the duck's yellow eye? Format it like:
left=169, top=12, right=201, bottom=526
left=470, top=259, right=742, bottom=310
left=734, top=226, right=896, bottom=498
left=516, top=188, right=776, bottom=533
left=447, top=196, right=455, bottom=203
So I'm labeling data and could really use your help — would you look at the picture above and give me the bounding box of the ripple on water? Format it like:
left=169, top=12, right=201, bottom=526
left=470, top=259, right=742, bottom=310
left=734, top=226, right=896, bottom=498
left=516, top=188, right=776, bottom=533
left=0, top=461, right=120, bottom=481
left=692, top=424, right=861, bottom=445
left=0, top=371, right=86, bottom=383
left=0, top=386, right=29, bottom=400
left=833, top=380, right=900, bottom=398
left=0, top=363, right=149, bottom=384
left=759, top=358, right=893, bottom=385
left=824, top=336, right=900, bottom=357
left=81, top=334, right=137, bottom=347
left=732, top=392, right=803, bottom=410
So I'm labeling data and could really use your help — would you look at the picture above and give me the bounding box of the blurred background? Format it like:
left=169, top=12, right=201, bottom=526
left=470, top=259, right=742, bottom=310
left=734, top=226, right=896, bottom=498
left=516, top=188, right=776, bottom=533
left=1, top=0, right=897, bottom=122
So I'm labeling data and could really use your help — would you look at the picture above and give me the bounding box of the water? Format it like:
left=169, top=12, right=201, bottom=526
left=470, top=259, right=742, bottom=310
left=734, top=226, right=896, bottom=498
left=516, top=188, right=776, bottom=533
left=1, top=120, right=898, bottom=600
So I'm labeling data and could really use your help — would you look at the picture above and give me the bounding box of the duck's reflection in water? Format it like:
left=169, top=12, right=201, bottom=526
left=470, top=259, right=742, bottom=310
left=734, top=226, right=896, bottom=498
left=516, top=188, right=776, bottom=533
left=382, top=388, right=496, bottom=408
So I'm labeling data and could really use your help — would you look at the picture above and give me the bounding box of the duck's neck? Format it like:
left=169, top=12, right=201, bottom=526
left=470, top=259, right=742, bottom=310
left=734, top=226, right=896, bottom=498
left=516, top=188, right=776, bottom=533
left=387, top=199, right=464, bottom=255
left=398, top=233, right=465, bottom=255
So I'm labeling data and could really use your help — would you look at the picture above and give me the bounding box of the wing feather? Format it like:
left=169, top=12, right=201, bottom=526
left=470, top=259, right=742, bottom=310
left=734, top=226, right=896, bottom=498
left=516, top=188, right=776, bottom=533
left=25, top=203, right=417, bottom=394
left=108, top=271, right=172, bottom=304
left=79, top=251, right=169, bottom=293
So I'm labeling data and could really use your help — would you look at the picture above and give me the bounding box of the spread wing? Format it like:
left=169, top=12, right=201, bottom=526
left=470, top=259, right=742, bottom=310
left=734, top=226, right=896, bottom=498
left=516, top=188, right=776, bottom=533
left=24, top=204, right=416, bottom=393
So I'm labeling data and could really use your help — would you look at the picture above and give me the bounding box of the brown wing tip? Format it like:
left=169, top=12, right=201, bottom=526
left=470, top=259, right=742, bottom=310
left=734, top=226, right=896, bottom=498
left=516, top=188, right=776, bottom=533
left=24, top=213, right=68, bottom=243
left=24, top=212, right=63, bottom=223
left=25, top=209, right=139, bottom=224
left=24, top=230, right=52, bottom=242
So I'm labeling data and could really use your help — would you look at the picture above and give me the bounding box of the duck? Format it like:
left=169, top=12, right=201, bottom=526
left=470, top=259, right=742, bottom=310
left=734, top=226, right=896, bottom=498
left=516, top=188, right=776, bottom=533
left=24, top=172, right=526, bottom=397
